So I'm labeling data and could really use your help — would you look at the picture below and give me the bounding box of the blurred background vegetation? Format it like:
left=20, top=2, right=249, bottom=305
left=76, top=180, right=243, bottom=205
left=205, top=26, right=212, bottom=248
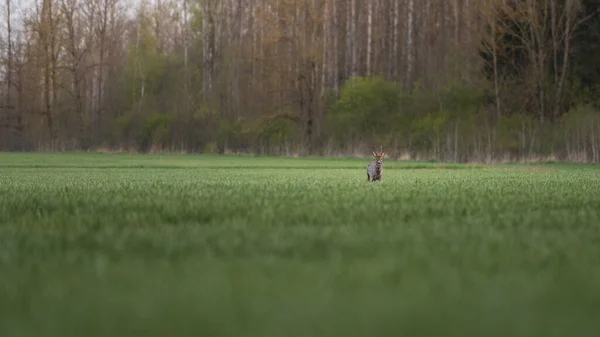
left=1, top=0, right=599, bottom=162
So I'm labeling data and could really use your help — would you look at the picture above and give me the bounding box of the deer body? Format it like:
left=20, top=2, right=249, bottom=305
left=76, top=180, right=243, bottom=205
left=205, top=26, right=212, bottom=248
left=367, top=151, right=384, bottom=182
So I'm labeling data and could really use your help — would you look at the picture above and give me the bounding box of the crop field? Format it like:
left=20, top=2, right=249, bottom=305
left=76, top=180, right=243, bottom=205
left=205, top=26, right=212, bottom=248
left=1, top=152, right=600, bottom=336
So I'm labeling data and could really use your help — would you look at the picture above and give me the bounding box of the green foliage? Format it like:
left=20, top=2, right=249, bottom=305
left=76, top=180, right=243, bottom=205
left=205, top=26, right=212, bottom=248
left=410, top=110, right=450, bottom=150
left=411, top=111, right=450, bottom=137
left=2, top=153, right=600, bottom=336
left=574, top=84, right=600, bottom=109
left=560, top=104, right=595, bottom=129
left=558, top=105, right=600, bottom=153
left=202, top=141, right=219, bottom=154
left=123, top=5, right=166, bottom=108
left=437, top=83, right=485, bottom=117
left=327, top=76, right=401, bottom=143
left=137, top=113, right=172, bottom=151
left=257, top=111, right=301, bottom=152
left=495, top=114, right=528, bottom=153
left=110, top=112, right=135, bottom=147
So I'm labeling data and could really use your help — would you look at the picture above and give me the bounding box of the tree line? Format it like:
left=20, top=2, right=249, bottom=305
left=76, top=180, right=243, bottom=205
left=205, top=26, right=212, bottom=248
left=0, top=0, right=599, bottom=162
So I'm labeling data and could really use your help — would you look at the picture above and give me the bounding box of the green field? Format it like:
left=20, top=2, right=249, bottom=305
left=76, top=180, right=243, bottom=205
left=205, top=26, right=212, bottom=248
left=1, top=153, right=600, bottom=337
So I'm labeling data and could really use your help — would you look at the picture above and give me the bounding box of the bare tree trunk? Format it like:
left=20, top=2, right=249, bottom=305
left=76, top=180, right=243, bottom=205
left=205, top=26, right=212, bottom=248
left=550, top=0, right=559, bottom=111
left=51, top=36, right=58, bottom=146
left=5, top=0, right=12, bottom=108
left=392, top=0, right=399, bottom=80
left=350, top=0, right=357, bottom=77
left=135, top=20, right=145, bottom=103
left=62, top=0, right=86, bottom=148
left=454, top=119, right=459, bottom=162
left=0, top=0, right=23, bottom=141
left=454, top=0, right=461, bottom=46
left=294, top=2, right=299, bottom=85
left=97, top=0, right=109, bottom=128
left=592, top=121, right=597, bottom=163
left=405, top=0, right=414, bottom=90
left=258, top=3, right=265, bottom=99
left=214, top=0, right=222, bottom=113
left=552, top=0, right=587, bottom=121
left=420, top=0, right=432, bottom=87
left=44, top=40, right=53, bottom=147
left=321, top=0, right=329, bottom=98
left=40, top=0, right=58, bottom=147
left=366, top=0, right=373, bottom=75
left=491, top=19, right=501, bottom=118
left=203, top=1, right=213, bottom=95
left=464, top=0, right=471, bottom=50
left=250, top=0, right=256, bottom=87
left=235, top=0, right=243, bottom=118
left=453, top=0, right=462, bottom=77
left=526, top=5, right=545, bottom=124
left=183, top=0, right=189, bottom=114
left=345, top=0, right=351, bottom=77
left=332, top=0, right=338, bottom=92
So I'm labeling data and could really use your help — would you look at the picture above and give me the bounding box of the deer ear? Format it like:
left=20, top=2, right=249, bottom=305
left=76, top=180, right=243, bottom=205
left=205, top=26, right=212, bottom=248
left=372, top=152, right=376, bottom=157
left=381, top=152, right=385, bottom=158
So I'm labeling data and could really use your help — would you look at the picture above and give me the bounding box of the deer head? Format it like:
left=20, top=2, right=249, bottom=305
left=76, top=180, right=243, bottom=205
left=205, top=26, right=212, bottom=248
left=372, top=149, right=385, bottom=164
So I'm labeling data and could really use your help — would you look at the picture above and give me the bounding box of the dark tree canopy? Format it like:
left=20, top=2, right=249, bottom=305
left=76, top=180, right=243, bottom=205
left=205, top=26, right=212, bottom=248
left=479, top=0, right=600, bottom=113
left=572, top=0, right=600, bottom=93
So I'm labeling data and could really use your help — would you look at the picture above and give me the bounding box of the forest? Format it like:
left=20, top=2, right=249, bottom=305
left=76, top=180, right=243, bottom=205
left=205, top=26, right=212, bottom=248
left=0, top=0, right=599, bottom=162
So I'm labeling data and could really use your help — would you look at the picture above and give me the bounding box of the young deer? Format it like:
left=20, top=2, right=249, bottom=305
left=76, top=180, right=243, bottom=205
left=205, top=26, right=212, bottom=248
left=367, top=150, right=385, bottom=182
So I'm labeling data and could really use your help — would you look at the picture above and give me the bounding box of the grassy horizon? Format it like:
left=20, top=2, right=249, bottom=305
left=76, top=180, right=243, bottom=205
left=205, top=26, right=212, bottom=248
left=1, top=153, right=600, bottom=336
left=1, top=151, right=594, bottom=168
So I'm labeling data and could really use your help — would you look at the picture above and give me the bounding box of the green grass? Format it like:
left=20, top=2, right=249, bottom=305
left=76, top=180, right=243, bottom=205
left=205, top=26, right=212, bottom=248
left=1, top=152, right=600, bottom=337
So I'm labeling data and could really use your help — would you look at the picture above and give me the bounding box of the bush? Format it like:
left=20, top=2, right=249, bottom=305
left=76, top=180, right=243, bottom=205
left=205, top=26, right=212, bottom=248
left=326, top=75, right=401, bottom=145
left=257, top=111, right=301, bottom=154
left=137, top=113, right=172, bottom=152
left=437, top=83, right=485, bottom=117
left=110, top=112, right=135, bottom=148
